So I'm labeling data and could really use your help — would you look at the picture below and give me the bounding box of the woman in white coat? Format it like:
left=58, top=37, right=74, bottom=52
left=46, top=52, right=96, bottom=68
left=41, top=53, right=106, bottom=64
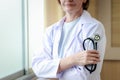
left=32, top=0, right=106, bottom=80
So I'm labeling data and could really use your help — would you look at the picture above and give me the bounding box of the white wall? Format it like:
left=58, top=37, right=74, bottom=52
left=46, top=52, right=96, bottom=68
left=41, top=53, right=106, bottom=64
left=28, top=0, right=44, bottom=68
left=0, top=0, right=24, bottom=78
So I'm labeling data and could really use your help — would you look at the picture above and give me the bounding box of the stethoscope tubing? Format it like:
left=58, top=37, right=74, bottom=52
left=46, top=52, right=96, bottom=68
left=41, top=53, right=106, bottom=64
left=83, top=38, right=97, bottom=74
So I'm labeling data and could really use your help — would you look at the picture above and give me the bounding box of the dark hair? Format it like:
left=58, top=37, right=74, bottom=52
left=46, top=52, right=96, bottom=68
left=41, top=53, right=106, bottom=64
left=83, top=0, right=89, bottom=10
left=58, top=0, right=89, bottom=10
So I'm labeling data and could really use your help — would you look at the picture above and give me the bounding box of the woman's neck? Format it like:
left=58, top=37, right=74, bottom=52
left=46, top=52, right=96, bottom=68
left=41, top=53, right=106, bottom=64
left=65, top=10, right=83, bottom=22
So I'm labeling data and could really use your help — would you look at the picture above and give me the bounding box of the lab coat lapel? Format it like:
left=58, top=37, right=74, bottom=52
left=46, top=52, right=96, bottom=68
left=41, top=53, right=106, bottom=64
left=53, top=18, right=65, bottom=59
left=66, top=10, right=93, bottom=50
left=53, top=28, right=61, bottom=59
left=66, top=22, right=82, bottom=51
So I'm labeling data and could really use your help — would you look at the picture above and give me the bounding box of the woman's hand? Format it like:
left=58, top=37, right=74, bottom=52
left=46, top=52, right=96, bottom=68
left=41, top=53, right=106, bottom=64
left=72, top=50, right=100, bottom=66
left=58, top=50, right=100, bottom=73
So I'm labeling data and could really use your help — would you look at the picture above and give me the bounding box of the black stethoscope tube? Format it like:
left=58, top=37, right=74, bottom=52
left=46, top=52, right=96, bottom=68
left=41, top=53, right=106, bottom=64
left=83, top=38, right=97, bottom=74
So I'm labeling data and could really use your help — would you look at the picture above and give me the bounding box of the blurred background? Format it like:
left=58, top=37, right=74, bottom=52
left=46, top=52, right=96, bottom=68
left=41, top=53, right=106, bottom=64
left=0, top=0, right=120, bottom=80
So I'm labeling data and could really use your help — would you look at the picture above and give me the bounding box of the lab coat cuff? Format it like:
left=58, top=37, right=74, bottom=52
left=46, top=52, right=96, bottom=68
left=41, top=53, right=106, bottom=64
left=53, top=58, right=61, bottom=78
left=56, top=59, right=63, bottom=78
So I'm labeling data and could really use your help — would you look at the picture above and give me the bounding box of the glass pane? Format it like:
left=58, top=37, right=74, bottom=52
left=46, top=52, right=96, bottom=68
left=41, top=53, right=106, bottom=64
left=0, top=0, right=24, bottom=79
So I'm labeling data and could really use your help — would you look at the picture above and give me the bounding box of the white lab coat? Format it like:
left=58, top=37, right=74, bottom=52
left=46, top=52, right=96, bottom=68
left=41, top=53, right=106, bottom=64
left=32, top=10, right=106, bottom=80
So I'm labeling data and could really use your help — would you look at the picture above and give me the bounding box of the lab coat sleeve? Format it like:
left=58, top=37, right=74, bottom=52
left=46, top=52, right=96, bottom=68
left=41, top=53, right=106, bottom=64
left=32, top=27, right=60, bottom=78
left=82, top=21, right=106, bottom=79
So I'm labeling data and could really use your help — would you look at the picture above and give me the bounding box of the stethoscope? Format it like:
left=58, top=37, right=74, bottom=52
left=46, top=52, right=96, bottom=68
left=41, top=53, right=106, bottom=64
left=82, top=35, right=100, bottom=74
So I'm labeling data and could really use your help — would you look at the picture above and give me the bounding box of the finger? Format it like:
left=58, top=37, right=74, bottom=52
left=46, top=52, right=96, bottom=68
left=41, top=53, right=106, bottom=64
left=87, top=50, right=99, bottom=54
left=86, top=50, right=100, bottom=57
left=88, top=53, right=100, bottom=58
left=87, top=59, right=100, bottom=64
left=88, top=57, right=100, bottom=62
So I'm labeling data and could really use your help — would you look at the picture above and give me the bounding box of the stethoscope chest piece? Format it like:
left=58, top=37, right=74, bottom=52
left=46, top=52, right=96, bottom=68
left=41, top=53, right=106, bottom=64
left=94, top=34, right=100, bottom=41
